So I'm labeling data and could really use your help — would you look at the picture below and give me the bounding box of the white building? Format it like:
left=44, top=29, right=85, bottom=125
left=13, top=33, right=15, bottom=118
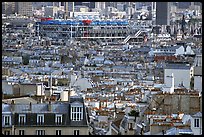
left=191, top=112, right=202, bottom=135
left=164, top=63, right=191, bottom=89
left=73, top=78, right=93, bottom=91
left=193, top=66, right=202, bottom=92
left=95, top=2, right=106, bottom=11
left=2, top=80, right=14, bottom=95
left=2, top=103, right=12, bottom=135
left=175, top=45, right=195, bottom=55
left=193, top=54, right=202, bottom=93
left=74, top=12, right=100, bottom=19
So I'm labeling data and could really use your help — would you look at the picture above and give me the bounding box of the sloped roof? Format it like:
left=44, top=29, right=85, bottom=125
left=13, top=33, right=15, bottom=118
left=192, top=112, right=202, bottom=118
left=165, top=63, right=191, bottom=70
left=194, top=66, right=202, bottom=76
left=2, top=97, right=38, bottom=104
left=165, top=127, right=193, bottom=135
left=2, top=103, right=12, bottom=112
left=120, top=116, right=128, bottom=129
left=7, top=97, right=88, bottom=127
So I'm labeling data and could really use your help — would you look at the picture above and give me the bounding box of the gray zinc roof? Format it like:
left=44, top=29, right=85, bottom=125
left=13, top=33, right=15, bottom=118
left=13, top=103, right=69, bottom=113
left=194, top=66, right=202, bottom=76
left=2, top=103, right=12, bottom=112
left=120, top=116, right=128, bottom=129
left=192, top=112, right=202, bottom=118
left=165, top=63, right=191, bottom=70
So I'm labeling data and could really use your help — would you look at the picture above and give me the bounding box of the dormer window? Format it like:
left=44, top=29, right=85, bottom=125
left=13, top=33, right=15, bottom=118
left=194, top=118, right=200, bottom=127
left=3, top=115, right=11, bottom=126
left=19, top=114, right=26, bottom=125
left=37, top=114, right=44, bottom=125
left=71, top=102, right=83, bottom=121
left=128, top=123, right=133, bottom=130
left=55, top=114, right=62, bottom=125
left=71, top=106, right=83, bottom=121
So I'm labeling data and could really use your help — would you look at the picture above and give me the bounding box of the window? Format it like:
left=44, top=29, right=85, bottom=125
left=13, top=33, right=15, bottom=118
left=3, top=115, right=11, bottom=126
left=74, top=130, right=79, bottom=135
left=56, top=130, right=61, bottom=135
left=4, top=130, right=10, bottom=135
left=194, top=118, right=200, bottom=127
left=36, top=130, right=45, bottom=135
left=19, top=130, right=25, bottom=135
left=71, top=106, right=83, bottom=121
left=128, top=123, right=133, bottom=130
left=19, top=114, right=26, bottom=125
left=37, top=114, right=44, bottom=125
left=55, top=114, right=62, bottom=125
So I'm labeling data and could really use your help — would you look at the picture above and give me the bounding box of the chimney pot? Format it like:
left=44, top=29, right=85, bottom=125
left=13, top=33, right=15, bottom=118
left=48, top=101, right=52, bottom=111
left=30, top=102, right=32, bottom=111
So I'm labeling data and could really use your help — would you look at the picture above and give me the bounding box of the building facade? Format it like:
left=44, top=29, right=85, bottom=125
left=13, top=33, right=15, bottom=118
left=193, top=66, right=202, bottom=93
left=191, top=112, right=202, bottom=135
left=17, top=2, right=33, bottom=16
left=164, top=63, right=191, bottom=89
left=95, top=2, right=106, bottom=12
left=156, top=2, right=170, bottom=25
left=36, top=19, right=146, bottom=45
left=2, top=2, right=16, bottom=15
left=2, top=96, right=89, bottom=135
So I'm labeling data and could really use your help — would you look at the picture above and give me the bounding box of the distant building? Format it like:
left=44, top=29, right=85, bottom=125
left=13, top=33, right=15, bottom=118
left=75, top=5, right=89, bottom=12
left=193, top=54, right=202, bottom=93
left=156, top=2, right=170, bottom=25
left=64, top=2, right=75, bottom=19
left=177, top=2, right=191, bottom=9
left=17, top=2, right=33, bottom=16
left=193, top=66, right=202, bottom=93
left=2, top=2, right=16, bottom=15
left=44, top=6, right=59, bottom=18
left=164, top=63, right=192, bottom=89
left=19, top=83, right=45, bottom=96
left=95, top=2, right=106, bottom=11
left=81, top=2, right=95, bottom=9
left=106, top=2, right=118, bottom=8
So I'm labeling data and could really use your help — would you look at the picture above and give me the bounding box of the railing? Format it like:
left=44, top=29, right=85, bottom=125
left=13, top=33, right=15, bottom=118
left=123, top=29, right=143, bottom=44
left=123, top=35, right=132, bottom=44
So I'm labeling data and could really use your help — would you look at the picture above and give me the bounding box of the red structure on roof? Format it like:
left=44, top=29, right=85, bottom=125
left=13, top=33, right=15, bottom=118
left=82, top=20, right=92, bottom=25
left=41, top=17, right=53, bottom=21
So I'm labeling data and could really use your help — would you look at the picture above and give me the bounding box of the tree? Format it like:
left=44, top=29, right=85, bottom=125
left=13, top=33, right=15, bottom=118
left=128, top=110, right=139, bottom=117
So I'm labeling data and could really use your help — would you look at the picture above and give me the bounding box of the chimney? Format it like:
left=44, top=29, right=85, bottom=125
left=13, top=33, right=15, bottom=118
left=48, top=101, right=52, bottom=111
left=68, top=89, right=71, bottom=103
left=162, top=130, right=165, bottom=135
left=170, top=73, right=174, bottom=93
left=11, top=100, right=15, bottom=112
left=50, top=73, right=53, bottom=96
left=29, top=102, right=32, bottom=111
left=2, top=91, right=4, bottom=99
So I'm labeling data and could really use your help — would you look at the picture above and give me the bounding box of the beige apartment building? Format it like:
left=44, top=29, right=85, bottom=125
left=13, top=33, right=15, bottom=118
left=2, top=96, right=90, bottom=135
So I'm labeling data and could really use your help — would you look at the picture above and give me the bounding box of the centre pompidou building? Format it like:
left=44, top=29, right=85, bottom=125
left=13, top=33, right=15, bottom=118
left=35, top=17, right=146, bottom=45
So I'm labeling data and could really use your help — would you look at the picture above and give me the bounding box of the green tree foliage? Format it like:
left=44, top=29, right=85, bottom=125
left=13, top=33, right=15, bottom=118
left=128, top=110, right=139, bottom=117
